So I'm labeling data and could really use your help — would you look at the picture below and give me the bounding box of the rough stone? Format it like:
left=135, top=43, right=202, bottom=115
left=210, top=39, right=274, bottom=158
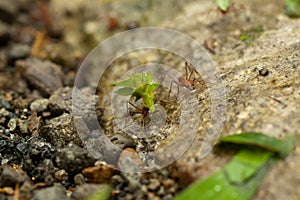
left=74, top=173, right=86, bottom=185
left=8, top=43, right=30, bottom=65
left=31, top=184, right=69, bottom=200
left=71, top=184, right=105, bottom=200
left=148, top=179, right=160, bottom=191
left=0, top=165, right=30, bottom=187
left=48, top=87, right=73, bottom=114
left=16, top=57, right=64, bottom=96
left=82, top=164, right=115, bottom=183
left=41, top=113, right=82, bottom=147
left=30, top=98, right=49, bottom=112
left=0, top=1, right=18, bottom=23
left=55, top=143, right=96, bottom=175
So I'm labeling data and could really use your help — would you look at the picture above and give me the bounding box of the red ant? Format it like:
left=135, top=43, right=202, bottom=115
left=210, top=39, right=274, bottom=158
left=168, top=61, right=203, bottom=100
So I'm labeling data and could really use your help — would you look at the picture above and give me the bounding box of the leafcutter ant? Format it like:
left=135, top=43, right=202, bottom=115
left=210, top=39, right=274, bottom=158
left=168, top=61, right=203, bottom=100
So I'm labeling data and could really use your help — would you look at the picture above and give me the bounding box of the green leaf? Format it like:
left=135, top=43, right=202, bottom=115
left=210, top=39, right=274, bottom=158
left=174, top=149, right=274, bottom=200
left=174, top=134, right=297, bottom=200
left=114, top=87, right=134, bottom=96
left=110, top=73, right=156, bottom=89
left=84, top=184, right=112, bottom=200
left=219, top=132, right=297, bottom=155
left=215, top=0, right=230, bottom=11
left=110, top=73, right=160, bottom=111
left=285, top=0, right=300, bottom=17
left=224, top=149, right=273, bottom=184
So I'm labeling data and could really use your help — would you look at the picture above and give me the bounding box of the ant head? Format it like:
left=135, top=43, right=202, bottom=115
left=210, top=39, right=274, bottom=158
left=186, top=80, right=194, bottom=90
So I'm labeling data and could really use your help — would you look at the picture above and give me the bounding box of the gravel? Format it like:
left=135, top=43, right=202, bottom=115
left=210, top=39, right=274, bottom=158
left=31, top=184, right=69, bottom=200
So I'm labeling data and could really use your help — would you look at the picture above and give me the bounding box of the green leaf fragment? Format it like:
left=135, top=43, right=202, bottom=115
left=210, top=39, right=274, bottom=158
left=84, top=184, right=112, bottom=200
left=224, top=149, right=273, bottom=184
left=174, top=133, right=297, bottom=200
left=114, top=87, right=134, bottom=96
left=174, top=151, right=273, bottom=200
left=219, top=132, right=297, bottom=155
left=285, top=0, right=300, bottom=17
left=215, top=0, right=230, bottom=11
left=110, top=73, right=160, bottom=111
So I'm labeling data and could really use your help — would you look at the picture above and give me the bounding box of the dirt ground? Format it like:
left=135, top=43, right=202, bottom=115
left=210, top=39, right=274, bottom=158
left=0, top=0, right=300, bottom=199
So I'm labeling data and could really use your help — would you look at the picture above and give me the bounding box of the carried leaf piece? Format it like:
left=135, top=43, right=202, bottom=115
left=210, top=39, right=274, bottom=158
left=174, top=133, right=297, bottom=200
left=110, top=73, right=160, bottom=112
left=215, top=0, right=230, bottom=11
left=219, top=132, right=297, bottom=155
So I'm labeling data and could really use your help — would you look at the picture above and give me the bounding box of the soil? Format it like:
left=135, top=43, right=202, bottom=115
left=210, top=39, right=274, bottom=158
left=0, top=0, right=300, bottom=200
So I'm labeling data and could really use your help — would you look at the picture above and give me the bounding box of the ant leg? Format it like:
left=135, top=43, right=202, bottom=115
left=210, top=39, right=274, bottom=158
left=128, top=101, right=142, bottom=111
left=185, top=61, right=188, bottom=80
left=186, top=62, right=195, bottom=81
left=168, top=81, right=179, bottom=101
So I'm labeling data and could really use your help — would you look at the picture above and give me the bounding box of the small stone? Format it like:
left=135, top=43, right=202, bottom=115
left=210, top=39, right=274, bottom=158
left=0, top=1, right=17, bottom=23
left=48, top=87, right=72, bottom=114
left=7, top=118, right=17, bottom=131
left=125, top=193, right=133, bottom=200
left=31, top=184, right=68, bottom=200
left=74, top=173, right=86, bottom=185
left=19, top=180, right=33, bottom=200
left=55, top=169, right=68, bottom=181
left=0, top=165, right=30, bottom=187
left=27, top=112, right=41, bottom=135
left=118, top=148, right=144, bottom=172
left=71, top=184, right=107, bottom=200
left=0, top=187, right=14, bottom=195
left=41, top=113, right=82, bottom=147
left=259, top=68, right=269, bottom=76
left=30, top=98, right=49, bottom=112
left=55, top=144, right=96, bottom=175
left=148, top=179, right=160, bottom=191
left=8, top=43, right=30, bottom=65
left=147, top=192, right=160, bottom=200
left=163, top=194, right=173, bottom=200
left=82, top=164, right=115, bottom=183
left=16, top=57, right=64, bottom=96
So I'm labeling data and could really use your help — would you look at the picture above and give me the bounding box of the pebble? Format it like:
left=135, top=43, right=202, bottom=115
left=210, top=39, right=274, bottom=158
left=31, top=184, right=69, bottom=200
left=50, top=87, right=101, bottom=124
left=71, top=184, right=105, bottom=200
left=8, top=43, right=30, bottom=65
left=16, top=57, right=64, bottom=96
left=0, top=1, right=18, bottom=23
left=0, top=187, right=14, bottom=195
left=82, top=164, right=115, bottom=183
left=7, top=118, right=29, bottom=135
left=118, top=148, right=144, bottom=172
left=74, top=173, right=86, bottom=185
left=48, top=87, right=72, bottom=114
left=41, top=113, right=82, bottom=147
left=0, top=165, right=30, bottom=187
left=55, top=169, right=68, bottom=182
left=19, top=180, right=33, bottom=200
left=30, top=98, right=49, bottom=112
left=148, top=178, right=160, bottom=191
left=55, top=143, right=96, bottom=175
left=163, top=194, right=173, bottom=200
